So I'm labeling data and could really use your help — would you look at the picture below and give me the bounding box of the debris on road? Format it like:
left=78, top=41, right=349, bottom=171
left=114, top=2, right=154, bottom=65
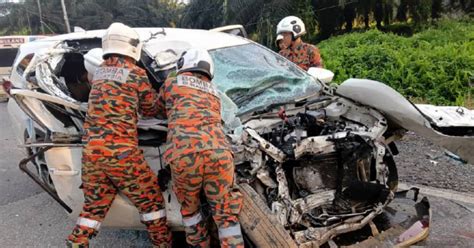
left=396, top=133, right=474, bottom=193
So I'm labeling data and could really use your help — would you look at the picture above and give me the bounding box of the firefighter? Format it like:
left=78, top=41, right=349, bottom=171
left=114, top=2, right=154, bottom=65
left=67, top=23, right=171, bottom=248
left=277, top=16, right=324, bottom=70
left=156, top=48, right=244, bottom=247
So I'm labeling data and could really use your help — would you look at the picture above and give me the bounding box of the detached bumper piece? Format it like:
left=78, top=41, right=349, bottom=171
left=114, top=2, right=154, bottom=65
left=239, top=183, right=430, bottom=247
left=345, top=188, right=431, bottom=247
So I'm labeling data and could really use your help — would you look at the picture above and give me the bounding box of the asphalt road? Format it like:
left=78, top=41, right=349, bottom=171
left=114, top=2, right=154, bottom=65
left=0, top=101, right=473, bottom=247
left=395, top=132, right=474, bottom=193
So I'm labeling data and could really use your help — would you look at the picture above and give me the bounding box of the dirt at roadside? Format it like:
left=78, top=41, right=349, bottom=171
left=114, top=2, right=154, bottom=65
left=394, top=132, right=474, bottom=193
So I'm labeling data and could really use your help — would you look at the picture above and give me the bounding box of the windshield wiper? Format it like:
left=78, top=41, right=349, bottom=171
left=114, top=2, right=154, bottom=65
left=232, top=79, right=287, bottom=106
left=236, top=95, right=329, bottom=118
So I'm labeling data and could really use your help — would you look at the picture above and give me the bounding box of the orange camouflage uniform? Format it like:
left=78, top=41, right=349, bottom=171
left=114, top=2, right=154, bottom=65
left=67, top=56, right=171, bottom=247
left=279, top=41, right=323, bottom=70
left=156, top=72, right=244, bottom=247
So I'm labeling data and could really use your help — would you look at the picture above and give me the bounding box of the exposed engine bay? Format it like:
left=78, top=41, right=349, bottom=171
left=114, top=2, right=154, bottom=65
left=231, top=96, right=402, bottom=246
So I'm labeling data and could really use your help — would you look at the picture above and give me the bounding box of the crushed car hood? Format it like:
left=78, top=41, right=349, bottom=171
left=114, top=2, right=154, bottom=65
left=336, top=79, right=474, bottom=164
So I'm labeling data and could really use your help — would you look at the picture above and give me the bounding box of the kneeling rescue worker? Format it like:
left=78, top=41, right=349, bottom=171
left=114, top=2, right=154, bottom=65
left=156, top=48, right=244, bottom=247
left=67, top=22, right=171, bottom=247
left=277, top=16, right=324, bottom=70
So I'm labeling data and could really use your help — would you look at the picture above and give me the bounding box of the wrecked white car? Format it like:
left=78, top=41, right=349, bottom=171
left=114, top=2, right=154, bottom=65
left=2, top=26, right=474, bottom=247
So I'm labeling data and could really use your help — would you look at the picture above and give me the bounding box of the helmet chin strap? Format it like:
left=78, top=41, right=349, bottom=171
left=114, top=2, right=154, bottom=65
left=291, top=36, right=301, bottom=48
left=292, top=33, right=303, bottom=42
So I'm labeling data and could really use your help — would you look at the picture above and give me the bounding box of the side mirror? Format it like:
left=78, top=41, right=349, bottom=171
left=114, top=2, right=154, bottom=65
left=307, top=67, right=334, bottom=83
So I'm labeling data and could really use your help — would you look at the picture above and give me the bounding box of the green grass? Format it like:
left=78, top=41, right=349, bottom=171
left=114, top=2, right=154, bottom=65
left=318, top=19, right=474, bottom=107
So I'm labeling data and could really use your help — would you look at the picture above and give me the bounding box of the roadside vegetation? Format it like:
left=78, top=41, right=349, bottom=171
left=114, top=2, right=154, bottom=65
left=319, top=19, right=474, bottom=107
left=0, top=0, right=472, bottom=106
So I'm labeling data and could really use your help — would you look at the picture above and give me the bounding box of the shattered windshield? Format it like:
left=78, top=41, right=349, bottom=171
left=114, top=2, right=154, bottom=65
left=210, top=43, right=322, bottom=115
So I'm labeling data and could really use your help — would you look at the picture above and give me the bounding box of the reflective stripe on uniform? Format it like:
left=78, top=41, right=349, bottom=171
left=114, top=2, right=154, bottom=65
left=77, top=217, right=101, bottom=230
left=218, top=223, right=242, bottom=239
left=140, top=209, right=167, bottom=222
left=182, top=212, right=203, bottom=227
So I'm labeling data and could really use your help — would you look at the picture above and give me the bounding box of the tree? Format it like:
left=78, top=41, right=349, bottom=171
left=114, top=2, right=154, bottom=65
left=312, top=0, right=343, bottom=39
left=431, top=0, right=443, bottom=19
left=396, top=0, right=409, bottom=22
left=343, top=2, right=356, bottom=31
left=374, top=1, right=384, bottom=29
left=447, top=0, right=473, bottom=13
left=384, top=0, right=394, bottom=27
left=179, top=0, right=293, bottom=48
left=357, top=0, right=373, bottom=28
left=68, top=0, right=182, bottom=30
left=0, top=3, right=28, bottom=34
left=0, top=0, right=470, bottom=43
left=408, top=0, right=432, bottom=25
left=179, top=0, right=224, bottom=29
left=0, top=0, right=183, bottom=35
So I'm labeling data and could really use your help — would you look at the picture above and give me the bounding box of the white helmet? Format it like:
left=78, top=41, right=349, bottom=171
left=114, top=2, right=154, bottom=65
left=84, top=48, right=104, bottom=82
left=177, top=48, right=214, bottom=79
left=102, top=22, right=142, bottom=61
left=276, top=16, right=306, bottom=38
